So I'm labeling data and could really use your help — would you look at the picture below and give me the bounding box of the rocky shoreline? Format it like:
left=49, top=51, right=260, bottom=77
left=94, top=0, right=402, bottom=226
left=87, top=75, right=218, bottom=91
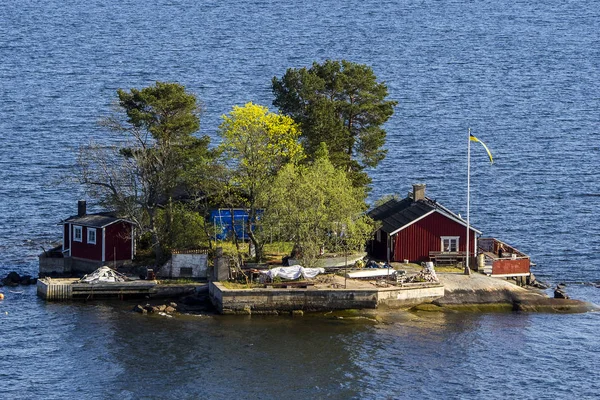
left=428, top=273, right=598, bottom=313
left=1, top=271, right=38, bottom=287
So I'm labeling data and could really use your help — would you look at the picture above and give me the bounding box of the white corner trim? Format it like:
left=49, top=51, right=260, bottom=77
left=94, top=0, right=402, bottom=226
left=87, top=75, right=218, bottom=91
left=102, top=228, right=106, bottom=263
left=131, top=226, right=135, bottom=260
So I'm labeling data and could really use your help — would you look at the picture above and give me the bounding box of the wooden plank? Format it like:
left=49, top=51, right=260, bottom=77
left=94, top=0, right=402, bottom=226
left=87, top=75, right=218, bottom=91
left=347, top=269, right=396, bottom=279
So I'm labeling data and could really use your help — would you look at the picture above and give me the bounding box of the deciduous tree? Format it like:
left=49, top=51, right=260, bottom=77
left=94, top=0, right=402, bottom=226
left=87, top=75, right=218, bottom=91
left=218, top=102, right=304, bottom=261
left=261, top=144, right=376, bottom=267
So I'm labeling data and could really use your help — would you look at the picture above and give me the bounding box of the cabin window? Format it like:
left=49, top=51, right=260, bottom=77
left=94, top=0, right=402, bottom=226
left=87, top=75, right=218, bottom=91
left=441, top=236, right=459, bottom=252
left=74, top=225, right=82, bottom=242
left=376, top=230, right=382, bottom=242
left=87, top=228, right=97, bottom=245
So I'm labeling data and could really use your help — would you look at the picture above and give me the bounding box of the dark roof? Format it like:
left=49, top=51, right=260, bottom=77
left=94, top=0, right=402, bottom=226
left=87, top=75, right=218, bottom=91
left=62, top=212, right=131, bottom=228
left=368, top=196, right=481, bottom=235
left=368, top=198, right=435, bottom=234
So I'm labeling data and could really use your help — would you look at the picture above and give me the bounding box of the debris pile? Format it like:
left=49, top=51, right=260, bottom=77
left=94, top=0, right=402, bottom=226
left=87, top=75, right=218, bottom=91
left=405, top=263, right=439, bottom=283
left=79, top=266, right=129, bottom=284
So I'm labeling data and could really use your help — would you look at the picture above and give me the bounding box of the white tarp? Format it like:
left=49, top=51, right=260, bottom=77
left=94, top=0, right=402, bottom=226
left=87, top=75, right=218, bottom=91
left=80, top=266, right=128, bottom=283
left=261, top=266, right=325, bottom=280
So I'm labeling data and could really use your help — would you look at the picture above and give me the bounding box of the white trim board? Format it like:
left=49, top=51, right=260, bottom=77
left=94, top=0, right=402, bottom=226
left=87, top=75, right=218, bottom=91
left=389, top=209, right=482, bottom=237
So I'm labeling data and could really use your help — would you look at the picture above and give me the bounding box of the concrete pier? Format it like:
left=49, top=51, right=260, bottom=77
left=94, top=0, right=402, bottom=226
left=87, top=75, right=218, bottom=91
left=209, top=281, right=444, bottom=314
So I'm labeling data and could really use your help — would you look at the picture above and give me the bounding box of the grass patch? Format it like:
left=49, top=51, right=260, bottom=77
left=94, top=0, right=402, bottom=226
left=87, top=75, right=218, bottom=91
left=433, top=266, right=465, bottom=273
left=220, top=281, right=262, bottom=289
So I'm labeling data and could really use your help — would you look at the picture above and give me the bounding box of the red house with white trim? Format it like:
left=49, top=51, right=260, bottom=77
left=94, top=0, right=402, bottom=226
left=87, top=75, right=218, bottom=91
left=60, top=201, right=134, bottom=272
left=368, top=184, right=481, bottom=264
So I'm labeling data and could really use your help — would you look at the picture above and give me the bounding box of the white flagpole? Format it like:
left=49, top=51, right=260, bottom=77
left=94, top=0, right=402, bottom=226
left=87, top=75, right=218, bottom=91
left=465, top=128, right=471, bottom=275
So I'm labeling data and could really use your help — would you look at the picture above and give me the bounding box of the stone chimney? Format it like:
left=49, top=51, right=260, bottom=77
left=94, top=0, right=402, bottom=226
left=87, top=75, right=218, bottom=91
left=412, top=184, right=426, bottom=201
left=77, top=200, right=87, bottom=217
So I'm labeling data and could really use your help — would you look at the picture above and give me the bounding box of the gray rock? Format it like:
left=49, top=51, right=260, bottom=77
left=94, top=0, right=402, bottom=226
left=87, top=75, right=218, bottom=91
left=554, top=289, right=569, bottom=299
left=133, top=305, right=147, bottom=314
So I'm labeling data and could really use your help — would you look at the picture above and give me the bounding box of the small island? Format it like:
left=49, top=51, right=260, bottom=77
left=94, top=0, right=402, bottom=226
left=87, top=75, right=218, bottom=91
left=31, top=62, right=596, bottom=315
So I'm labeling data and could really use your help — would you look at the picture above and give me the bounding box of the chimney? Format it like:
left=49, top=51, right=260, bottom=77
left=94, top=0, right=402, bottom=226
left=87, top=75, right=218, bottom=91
left=412, top=184, right=426, bottom=201
left=77, top=200, right=87, bottom=217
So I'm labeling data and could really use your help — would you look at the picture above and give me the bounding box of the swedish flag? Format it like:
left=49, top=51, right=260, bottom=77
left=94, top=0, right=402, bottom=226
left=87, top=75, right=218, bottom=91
left=469, top=134, right=493, bottom=164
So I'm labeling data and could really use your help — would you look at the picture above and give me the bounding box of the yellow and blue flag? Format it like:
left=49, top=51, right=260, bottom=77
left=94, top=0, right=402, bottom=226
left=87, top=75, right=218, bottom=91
left=469, top=134, right=493, bottom=164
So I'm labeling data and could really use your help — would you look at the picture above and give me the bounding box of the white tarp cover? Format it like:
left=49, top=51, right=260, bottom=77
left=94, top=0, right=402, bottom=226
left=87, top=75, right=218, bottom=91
left=80, top=266, right=128, bottom=283
left=261, top=266, right=325, bottom=280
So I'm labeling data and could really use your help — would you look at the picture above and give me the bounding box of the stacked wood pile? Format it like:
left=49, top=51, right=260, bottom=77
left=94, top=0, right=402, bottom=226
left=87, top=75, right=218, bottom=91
left=405, top=264, right=439, bottom=283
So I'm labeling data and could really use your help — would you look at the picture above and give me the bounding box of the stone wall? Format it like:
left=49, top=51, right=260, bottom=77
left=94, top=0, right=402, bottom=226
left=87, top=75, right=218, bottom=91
left=39, top=255, right=70, bottom=276
left=160, top=253, right=208, bottom=279
left=209, top=282, right=445, bottom=314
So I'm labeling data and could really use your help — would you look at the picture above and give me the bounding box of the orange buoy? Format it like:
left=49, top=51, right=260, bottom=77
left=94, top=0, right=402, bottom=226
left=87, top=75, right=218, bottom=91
left=0, top=293, right=4, bottom=300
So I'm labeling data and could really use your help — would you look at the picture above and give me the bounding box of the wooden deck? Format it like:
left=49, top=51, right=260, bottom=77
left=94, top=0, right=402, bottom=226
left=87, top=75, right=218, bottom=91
left=479, top=238, right=531, bottom=277
left=37, top=278, right=158, bottom=301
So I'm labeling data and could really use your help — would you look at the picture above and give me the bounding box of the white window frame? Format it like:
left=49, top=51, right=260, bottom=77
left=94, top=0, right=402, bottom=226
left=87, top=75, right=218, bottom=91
left=87, top=228, right=97, bottom=244
left=74, top=225, right=83, bottom=242
left=441, top=236, right=459, bottom=252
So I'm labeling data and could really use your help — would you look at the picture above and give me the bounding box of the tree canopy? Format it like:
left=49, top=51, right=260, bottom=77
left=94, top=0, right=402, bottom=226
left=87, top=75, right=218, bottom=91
left=272, top=59, right=397, bottom=188
left=79, top=81, right=213, bottom=262
left=218, top=102, right=304, bottom=261
left=261, top=145, right=375, bottom=267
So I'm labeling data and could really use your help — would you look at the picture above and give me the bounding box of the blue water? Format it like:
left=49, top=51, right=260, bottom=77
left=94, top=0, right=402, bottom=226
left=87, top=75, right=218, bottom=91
left=1, top=0, right=599, bottom=398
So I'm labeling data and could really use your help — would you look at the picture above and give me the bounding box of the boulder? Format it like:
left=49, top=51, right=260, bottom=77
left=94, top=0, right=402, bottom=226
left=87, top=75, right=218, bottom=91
left=165, top=306, right=176, bottom=313
left=20, top=275, right=32, bottom=285
left=554, top=289, right=569, bottom=299
left=133, top=305, right=147, bottom=314
left=3, top=271, right=21, bottom=285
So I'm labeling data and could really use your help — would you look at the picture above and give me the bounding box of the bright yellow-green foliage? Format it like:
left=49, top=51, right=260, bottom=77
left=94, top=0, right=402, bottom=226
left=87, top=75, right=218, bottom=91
left=219, top=102, right=304, bottom=178
left=218, top=103, right=305, bottom=261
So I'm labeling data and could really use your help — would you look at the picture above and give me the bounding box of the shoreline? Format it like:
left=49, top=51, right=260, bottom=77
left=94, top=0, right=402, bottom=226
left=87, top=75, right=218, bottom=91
left=28, top=267, right=599, bottom=315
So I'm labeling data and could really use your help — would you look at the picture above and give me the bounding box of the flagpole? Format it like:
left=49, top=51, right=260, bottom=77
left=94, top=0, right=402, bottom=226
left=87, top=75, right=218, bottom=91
left=465, top=128, right=471, bottom=275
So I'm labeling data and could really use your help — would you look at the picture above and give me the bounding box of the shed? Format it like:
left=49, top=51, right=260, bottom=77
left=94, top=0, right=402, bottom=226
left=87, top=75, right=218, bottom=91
left=58, top=201, right=134, bottom=273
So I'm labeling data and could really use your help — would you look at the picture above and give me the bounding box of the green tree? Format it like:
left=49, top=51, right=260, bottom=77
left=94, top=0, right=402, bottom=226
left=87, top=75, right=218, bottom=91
left=218, top=102, right=304, bottom=262
left=79, top=81, right=212, bottom=263
left=261, top=145, right=376, bottom=267
left=272, top=59, right=397, bottom=188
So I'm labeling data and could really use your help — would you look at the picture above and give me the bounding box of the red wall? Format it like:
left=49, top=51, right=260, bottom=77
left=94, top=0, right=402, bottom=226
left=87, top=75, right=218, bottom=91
left=104, top=222, right=133, bottom=262
left=71, top=225, right=103, bottom=261
left=392, top=211, right=476, bottom=262
left=63, top=224, right=70, bottom=250
left=492, top=258, right=530, bottom=275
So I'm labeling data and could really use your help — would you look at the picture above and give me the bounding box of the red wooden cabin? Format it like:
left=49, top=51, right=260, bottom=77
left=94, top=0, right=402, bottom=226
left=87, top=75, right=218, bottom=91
left=368, top=184, right=480, bottom=264
left=61, top=201, right=134, bottom=269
